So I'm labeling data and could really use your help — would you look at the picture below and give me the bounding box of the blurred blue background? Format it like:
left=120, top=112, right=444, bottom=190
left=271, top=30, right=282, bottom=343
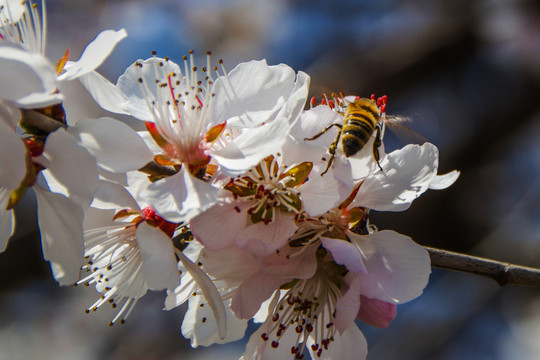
left=1, top=0, right=540, bottom=359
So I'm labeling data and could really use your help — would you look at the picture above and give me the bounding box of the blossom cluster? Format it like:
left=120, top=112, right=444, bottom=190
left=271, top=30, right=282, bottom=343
left=0, top=1, right=459, bottom=359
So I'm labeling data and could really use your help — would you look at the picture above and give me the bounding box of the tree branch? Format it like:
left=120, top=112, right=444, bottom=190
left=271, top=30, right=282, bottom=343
left=424, top=246, right=540, bottom=287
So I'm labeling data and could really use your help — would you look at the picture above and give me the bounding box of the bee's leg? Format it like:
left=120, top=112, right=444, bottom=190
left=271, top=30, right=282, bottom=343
left=304, top=123, right=343, bottom=141
left=321, top=130, right=342, bottom=176
left=373, top=126, right=383, bottom=172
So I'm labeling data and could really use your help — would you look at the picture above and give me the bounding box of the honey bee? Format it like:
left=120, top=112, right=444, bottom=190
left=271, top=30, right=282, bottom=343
left=305, top=94, right=424, bottom=176
left=305, top=96, right=384, bottom=175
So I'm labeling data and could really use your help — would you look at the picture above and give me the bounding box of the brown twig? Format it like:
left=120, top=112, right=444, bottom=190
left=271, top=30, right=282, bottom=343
left=425, top=246, right=540, bottom=287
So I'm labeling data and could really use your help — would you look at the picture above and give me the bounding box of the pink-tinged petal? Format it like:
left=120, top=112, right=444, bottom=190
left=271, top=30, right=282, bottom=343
left=231, top=272, right=286, bottom=319
left=36, top=128, right=99, bottom=207
left=190, top=200, right=249, bottom=251
left=211, top=115, right=290, bottom=176
left=0, top=42, right=59, bottom=106
left=0, top=190, right=14, bottom=252
left=357, top=295, right=397, bottom=328
left=177, top=250, right=227, bottom=340
left=135, top=222, right=179, bottom=291
left=299, top=167, right=343, bottom=216
left=182, top=295, right=248, bottom=347
left=201, top=246, right=259, bottom=284
left=429, top=169, right=460, bottom=190
left=236, top=212, right=298, bottom=256
left=34, top=187, right=84, bottom=285
left=348, top=230, right=431, bottom=303
left=90, top=180, right=141, bottom=212
left=307, top=324, right=368, bottom=360
left=78, top=70, right=129, bottom=115
left=260, top=244, right=318, bottom=279
left=321, top=237, right=367, bottom=274
left=70, top=117, right=153, bottom=173
left=0, top=119, right=26, bottom=190
left=138, top=167, right=219, bottom=222
left=57, top=29, right=128, bottom=81
left=352, top=143, right=439, bottom=211
left=212, top=59, right=296, bottom=127
left=334, top=273, right=362, bottom=334
left=117, top=57, right=182, bottom=121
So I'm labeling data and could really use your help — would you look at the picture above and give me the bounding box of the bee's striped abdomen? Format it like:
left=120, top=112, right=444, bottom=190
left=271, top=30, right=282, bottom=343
left=341, top=99, right=380, bottom=157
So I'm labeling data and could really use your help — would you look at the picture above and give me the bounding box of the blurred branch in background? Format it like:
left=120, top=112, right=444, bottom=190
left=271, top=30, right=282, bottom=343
left=427, top=247, right=540, bottom=287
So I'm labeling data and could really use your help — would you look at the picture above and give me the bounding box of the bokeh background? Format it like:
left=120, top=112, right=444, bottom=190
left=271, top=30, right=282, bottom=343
left=1, top=0, right=540, bottom=359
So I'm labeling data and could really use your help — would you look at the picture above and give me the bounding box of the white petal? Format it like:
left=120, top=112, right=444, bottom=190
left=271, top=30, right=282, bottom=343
left=212, top=115, right=290, bottom=176
left=136, top=222, right=179, bottom=291
left=57, top=29, right=128, bottom=81
left=0, top=118, right=26, bottom=189
left=348, top=230, right=431, bottom=303
left=177, top=250, right=227, bottom=340
left=138, top=167, right=219, bottom=222
left=352, top=143, right=439, bottom=211
left=299, top=167, right=343, bottom=216
left=0, top=42, right=58, bottom=105
left=37, top=128, right=99, bottom=207
left=429, top=169, right=460, bottom=190
left=70, top=117, right=153, bottom=173
left=182, top=295, right=248, bottom=347
left=34, top=187, right=84, bottom=285
left=307, top=324, right=368, bottom=360
left=78, top=70, right=129, bottom=115
left=117, top=57, right=182, bottom=121
left=190, top=200, right=249, bottom=251
left=242, top=322, right=295, bottom=360
left=212, top=59, right=296, bottom=127
left=0, top=189, right=15, bottom=252
left=90, top=180, right=141, bottom=212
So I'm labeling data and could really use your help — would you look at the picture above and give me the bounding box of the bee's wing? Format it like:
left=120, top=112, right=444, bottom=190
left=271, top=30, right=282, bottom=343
left=384, top=115, right=427, bottom=145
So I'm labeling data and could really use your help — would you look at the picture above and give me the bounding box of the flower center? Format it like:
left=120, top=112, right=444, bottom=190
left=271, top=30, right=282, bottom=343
left=135, top=51, right=227, bottom=170
left=262, top=249, right=345, bottom=358
left=225, top=156, right=304, bottom=224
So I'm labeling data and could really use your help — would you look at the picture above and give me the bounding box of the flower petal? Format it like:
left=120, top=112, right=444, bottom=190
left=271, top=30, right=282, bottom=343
left=0, top=118, right=26, bottom=190
left=231, top=271, right=286, bottom=319
left=36, top=128, right=99, bottom=207
left=58, top=29, right=128, bottom=81
left=321, top=237, right=367, bottom=274
left=429, top=169, right=460, bottom=190
left=356, top=295, right=397, bottom=328
left=333, top=273, right=362, bottom=334
left=307, top=324, right=368, bottom=360
left=182, top=294, right=248, bottom=347
left=212, top=59, right=296, bottom=127
left=0, top=190, right=14, bottom=252
left=236, top=211, right=298, bottom=256
left=34, top=187, right=84, bottom=285
left=136, top=222, right=179, bottom=291
left=70, top=117, right=153, bottom=173
left=0, top=42, right=59, bottom=106
left=78, top=70, right=129, bottom=115
left=177, top=250, right=228, bottom=340
left=90, top=180, right=141, bottom=212
left=352, top=143, right=439, bottom=211
left=348, top=230, right=431, bottom=303
left=138, top=167, right=219, bottom=222
left=190, top=200, right=249, bottom=251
